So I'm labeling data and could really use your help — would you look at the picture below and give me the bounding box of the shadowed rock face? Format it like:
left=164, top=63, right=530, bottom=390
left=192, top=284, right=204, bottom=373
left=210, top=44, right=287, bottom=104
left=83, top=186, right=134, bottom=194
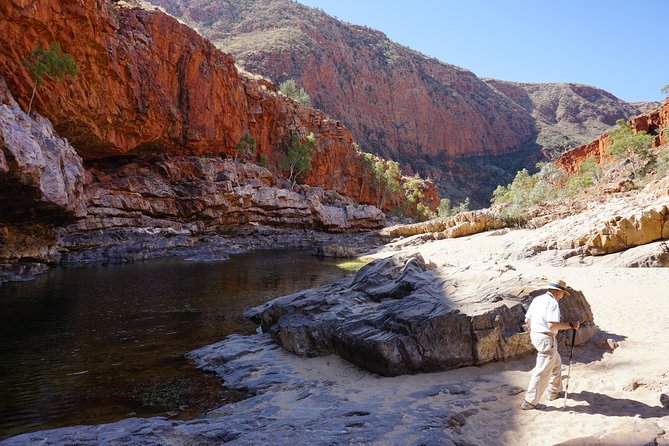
left=0, top=76, right=87, bottom=282
left=246, top=255, right=596, bottom=376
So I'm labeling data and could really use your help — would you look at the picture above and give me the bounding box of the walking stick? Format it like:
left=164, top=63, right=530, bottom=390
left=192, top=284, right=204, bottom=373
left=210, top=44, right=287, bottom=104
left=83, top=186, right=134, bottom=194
left=564, top=327, right=577, bottom=408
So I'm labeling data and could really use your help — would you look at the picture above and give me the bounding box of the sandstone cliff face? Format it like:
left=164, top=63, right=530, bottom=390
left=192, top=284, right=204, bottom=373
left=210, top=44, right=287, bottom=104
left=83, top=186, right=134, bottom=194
left=148, top=0, right=538, bottom=162
left=0, top=72, right=389, bottom=280
left=0, top=0, right=436, bottom=208
left=555, top=99, right=669, bottom=174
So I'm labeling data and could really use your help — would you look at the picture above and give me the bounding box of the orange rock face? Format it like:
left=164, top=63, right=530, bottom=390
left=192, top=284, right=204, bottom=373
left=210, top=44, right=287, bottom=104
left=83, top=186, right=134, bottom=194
left=556, top=99, right=669, bottom=174
left=0, top=0, right=436, bottom=210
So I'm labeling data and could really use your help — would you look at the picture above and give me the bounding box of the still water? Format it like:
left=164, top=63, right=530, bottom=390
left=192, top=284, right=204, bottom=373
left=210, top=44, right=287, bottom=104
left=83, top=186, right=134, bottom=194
left=0, top=250, right=354, bottom=440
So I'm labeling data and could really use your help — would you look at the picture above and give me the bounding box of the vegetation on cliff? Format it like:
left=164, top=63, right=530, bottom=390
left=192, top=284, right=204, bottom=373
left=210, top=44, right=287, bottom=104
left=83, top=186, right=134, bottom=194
left=22, top=42, right=77, bottom=114
left=281, top=132, right=317, bottom=187
left=279, top=79, right=312, bottom=107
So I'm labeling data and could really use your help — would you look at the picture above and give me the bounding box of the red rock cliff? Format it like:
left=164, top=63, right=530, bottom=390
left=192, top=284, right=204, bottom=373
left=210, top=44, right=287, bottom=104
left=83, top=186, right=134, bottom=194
left=0, top=0, right=436, bottom=209
left=147, top=0, right=537, bottom=164
left=555, top=99, right=669, bottom=174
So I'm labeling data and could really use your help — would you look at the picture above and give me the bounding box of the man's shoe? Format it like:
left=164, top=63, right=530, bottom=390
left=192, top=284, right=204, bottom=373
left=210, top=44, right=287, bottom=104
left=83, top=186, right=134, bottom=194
left=549, top=391, right=565, bottom=401
left=520, top=400, right=535, bottom=410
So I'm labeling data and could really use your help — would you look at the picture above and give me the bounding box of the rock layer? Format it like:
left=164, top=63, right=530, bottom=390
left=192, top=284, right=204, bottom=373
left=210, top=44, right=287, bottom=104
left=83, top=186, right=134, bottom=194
left=246, top=255, right=595, bottom=376
left=379, top=210, right=504, bottom=239
left=0, top=76, right=87, bottom=282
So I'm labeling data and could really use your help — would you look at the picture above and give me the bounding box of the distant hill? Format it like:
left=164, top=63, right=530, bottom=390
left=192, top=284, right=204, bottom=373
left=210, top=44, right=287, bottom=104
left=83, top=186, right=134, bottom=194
left=484, top=79, right=659, bottom=153
left=146, top=0, right=649, bottom=206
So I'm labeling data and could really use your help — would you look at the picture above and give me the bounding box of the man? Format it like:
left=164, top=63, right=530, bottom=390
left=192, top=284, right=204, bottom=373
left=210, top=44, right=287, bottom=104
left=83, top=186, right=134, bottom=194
left=521, top=278, right=580, bottom=410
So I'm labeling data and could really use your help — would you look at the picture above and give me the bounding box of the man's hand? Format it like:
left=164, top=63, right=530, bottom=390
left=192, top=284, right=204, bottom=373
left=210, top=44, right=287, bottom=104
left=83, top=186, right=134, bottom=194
left=569, top=321, right=581, bottom=330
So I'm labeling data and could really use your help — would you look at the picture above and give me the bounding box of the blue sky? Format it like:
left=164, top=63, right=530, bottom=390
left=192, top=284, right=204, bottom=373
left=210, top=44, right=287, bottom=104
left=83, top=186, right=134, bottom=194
left=298, top=0, right=669, bottom=103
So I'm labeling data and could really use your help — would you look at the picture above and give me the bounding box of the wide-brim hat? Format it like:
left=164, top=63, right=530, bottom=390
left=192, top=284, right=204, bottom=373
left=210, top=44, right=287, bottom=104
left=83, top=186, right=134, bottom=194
left=547, top=279, right=570, bottom=295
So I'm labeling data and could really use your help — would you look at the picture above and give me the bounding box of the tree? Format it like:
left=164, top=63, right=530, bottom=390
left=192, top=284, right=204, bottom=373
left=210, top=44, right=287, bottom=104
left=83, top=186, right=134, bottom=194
left=356, top=150, right=375, bottom=201
left=279, top=79, right=312, bottom=107
left=608, top=119, right=655, bottom=178
left=281, top=132, right=317, bottom=187
left=22, top=42, right=78, bottom=114
left=662, top=84, right=669, bottom=96
left=234, top=131, right=256, bottom=161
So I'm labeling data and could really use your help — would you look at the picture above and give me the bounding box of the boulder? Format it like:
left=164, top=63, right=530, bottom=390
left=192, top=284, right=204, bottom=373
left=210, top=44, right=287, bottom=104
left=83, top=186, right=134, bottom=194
left=0, top=76, right=86, bottom=221
left=0, top=75, right=87, bottom=280
left=247, top=255, right=596, bottom=376
left=380, top=210, right=504, bottom=238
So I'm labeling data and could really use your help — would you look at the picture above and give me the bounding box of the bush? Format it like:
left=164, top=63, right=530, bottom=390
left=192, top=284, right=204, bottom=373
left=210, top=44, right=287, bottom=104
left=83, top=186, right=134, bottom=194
left=22, top=41, right=78, bottom=114
left=564, top=157, right=601, bottom=196
left=608, top=119, right=655, bottom=178
left=279, top=79, right=312, bottom=107
left=281, top=132, right=317, bottom=187
left=491, top=163, right=570, bottom=227
left=234, top=131, right=256, bottom=161
left=436, top=197, right=470, bottom=218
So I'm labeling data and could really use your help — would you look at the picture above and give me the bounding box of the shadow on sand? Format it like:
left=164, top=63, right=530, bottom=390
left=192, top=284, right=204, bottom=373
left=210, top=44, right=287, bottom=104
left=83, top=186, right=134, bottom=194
left=559, top=329, right=627, bottom=365
left=542, top=390, right=666, bottom=418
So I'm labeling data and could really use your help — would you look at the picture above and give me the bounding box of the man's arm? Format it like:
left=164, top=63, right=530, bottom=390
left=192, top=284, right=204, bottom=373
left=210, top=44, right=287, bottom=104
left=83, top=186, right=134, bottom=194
left=548, top=321, right=580, bottom=331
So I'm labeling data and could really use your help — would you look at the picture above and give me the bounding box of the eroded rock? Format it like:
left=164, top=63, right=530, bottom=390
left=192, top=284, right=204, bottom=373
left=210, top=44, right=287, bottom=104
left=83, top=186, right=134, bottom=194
left=380, top=210, right=504, bottom=239
left=247, top=255, right=596, bottom=376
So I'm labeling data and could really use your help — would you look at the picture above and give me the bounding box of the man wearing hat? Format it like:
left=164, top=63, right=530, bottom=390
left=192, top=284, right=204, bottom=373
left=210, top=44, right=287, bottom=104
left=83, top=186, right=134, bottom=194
left=521, top=278, right=580, bottom=410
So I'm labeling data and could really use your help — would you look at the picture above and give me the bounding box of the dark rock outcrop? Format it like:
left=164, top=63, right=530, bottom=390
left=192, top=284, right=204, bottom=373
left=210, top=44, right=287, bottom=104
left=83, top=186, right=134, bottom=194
left=0, top=76, right=86, bottom=282
left=246, top=255, right=596, bottom=376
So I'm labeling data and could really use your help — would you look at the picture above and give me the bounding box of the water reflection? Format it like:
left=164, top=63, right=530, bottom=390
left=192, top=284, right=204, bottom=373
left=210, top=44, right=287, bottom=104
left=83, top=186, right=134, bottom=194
left=0, top=250, right=352, bottom=439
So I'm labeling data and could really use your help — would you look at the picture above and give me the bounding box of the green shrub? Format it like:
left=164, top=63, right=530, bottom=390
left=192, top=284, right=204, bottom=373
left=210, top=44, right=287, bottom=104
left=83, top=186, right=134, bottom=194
left=437, top=197, right=470, bottom=218
left=281, top=132, right=317, bottom=187
left=608, top=119, right=655, bottom=178
left=491, top=163, right=570, bottom=227
left=563, top=157, right=601, bottom=196
left=22, top=42, right=78, bottom=114
left=279, top=79, right=312, bottom=107
left=653, top=149, right=669, bottom=178
left=234, top=131, right=256, bottom=161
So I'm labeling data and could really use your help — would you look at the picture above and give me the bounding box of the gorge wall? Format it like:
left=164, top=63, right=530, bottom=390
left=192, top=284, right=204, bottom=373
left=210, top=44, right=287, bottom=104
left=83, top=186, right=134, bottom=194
left=0, top=0, right=435, bottom=207
left=146, top=0, right=649, bottom=206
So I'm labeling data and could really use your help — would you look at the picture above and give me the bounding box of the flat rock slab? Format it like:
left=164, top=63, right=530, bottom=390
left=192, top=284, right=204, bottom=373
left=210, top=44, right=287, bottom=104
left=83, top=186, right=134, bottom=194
left=247, top=254, right=596, bottom=376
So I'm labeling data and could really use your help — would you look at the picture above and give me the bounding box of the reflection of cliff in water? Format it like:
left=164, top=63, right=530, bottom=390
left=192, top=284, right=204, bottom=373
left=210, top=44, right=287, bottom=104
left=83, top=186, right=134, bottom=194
left=0, top=250, right=352, bottom=440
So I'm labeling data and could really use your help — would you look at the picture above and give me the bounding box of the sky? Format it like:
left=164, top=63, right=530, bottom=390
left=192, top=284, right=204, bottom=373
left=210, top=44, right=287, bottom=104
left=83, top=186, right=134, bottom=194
left=297, top=0, right=669, bottom=103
